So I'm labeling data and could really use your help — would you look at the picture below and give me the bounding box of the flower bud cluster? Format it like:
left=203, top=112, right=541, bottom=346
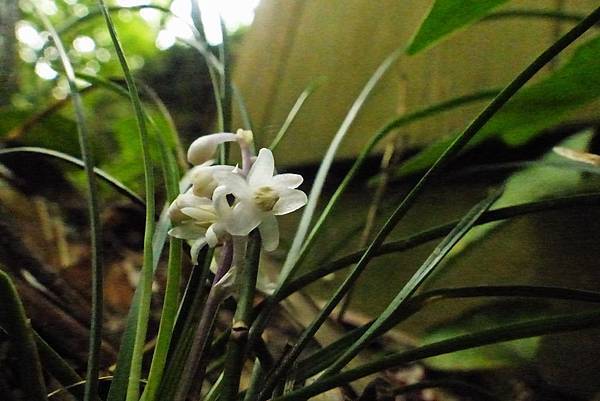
left=168, top=129, right=307, bottom=264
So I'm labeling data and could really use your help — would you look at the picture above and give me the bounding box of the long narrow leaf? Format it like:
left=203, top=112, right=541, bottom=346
left=299, top=188, right=501, bottom=389
left=295, top=285, right=600, bottom=379
left=277, top=48, right=402, bottom=284
left=483, top=9, right=588, bottom=24
left=269, top=78, right=325, bottom=151
left=0, top=147, right=144, bottom=207
left=96, top=2, right=157, bottom=401
left=0, top=270, right=48, bottom=401
left=140, top=99, right=183, bottom=401
left=34, top=9, right=104, bottom=401
left=276, top=191, right=600, bottom=301
left=34, top=331, right=82, bottom=398
left=273, top=87, right=500, bottom=289
left=274, top=308, right=600, bottom=401
left=303, top=6, right=600, bottom=380
left=258, top=189, right=498, bottom=399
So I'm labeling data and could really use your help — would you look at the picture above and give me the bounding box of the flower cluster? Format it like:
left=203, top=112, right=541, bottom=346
left=168, top=129, right=307, bottom=263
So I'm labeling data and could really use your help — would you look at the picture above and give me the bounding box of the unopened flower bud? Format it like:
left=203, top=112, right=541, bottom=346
left=190, top=164, right=237, bottom=198
left=187, top=132, right=237, bottom=165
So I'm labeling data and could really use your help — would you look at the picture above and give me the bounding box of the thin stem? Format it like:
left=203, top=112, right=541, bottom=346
left=221, top=231, right=262, bottom=401
left=173, top=241, right=234, bottom=401
left=34, top=9, right=103, bottom=401
left=96, top=1, right=157, bottom=400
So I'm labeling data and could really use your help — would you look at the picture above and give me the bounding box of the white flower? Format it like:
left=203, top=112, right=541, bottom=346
left=168, top=187, right=232, bottom=263
left=214, top=148, right=307, bottom=251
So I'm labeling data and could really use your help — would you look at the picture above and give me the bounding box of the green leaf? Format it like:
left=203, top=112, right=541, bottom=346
left=273, top=307, right=600, bottom=401
left=0, top=109, right=80, bottom=156
left=0, top=269, right=48, bottom=401
left=0, top=146, right=144, bottom=207
left=295, top=286, right=600, bottom=380
left=34, top=8, right=104, bottom=401
left=277, top=47, right=402, bottom=284
left=406, top=0, right=510, bottom=55
left=96, top=1, right=158, bottom=400
left=398, top=34, right=600, bottom=177
left=269, top=78, right=325, bottom=151
left=422, top=300, right=545, bottom=370
left=447, top=131, right=597, bottom=259
left=319, top=187, right=503, bottom=377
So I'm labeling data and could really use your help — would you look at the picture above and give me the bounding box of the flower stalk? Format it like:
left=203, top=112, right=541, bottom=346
left=221, top=230, right=262, bottom=401
left=173, top=239, right=234, bottom=401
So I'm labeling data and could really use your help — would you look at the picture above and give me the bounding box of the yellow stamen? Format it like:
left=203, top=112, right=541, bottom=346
left=254, top=186, right=279, bottom=211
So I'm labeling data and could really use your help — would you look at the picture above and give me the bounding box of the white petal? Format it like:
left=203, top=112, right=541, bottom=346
left=226, top=202, right=262, bottom=235
left=181, top=206, right=216, bottom=223
left=272, top=189, right=307, bottom=215
left=178, top=192, right=211, bottom=208
left=259, top=214, right=279, bottom=252
left=212, top=186, right=232, bottom=218
left=214, top=171, right=252, bottom=199
left=271, top=173, right=303, bottom=189
left=187, top=133, right=237, bottom=165
left=248, top=148, right=275, bottom=187
left=206, top=224, right=219, bottom=247
left=190, top=238, right=207, bottom=264
left=169, top=223, right=206, bottom=240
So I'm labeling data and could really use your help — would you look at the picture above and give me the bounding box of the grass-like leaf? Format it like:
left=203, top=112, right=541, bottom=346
left=95, top=2, right=157, bottom=401
left=255, top=9, right=600, bottom=394
left=0, top=147, right=144, bottom=206
left=277, top=48, right=402, bottom=284
left=139, top=92, right=183, bottom=401
left=33, top=331, right=82, bottom=399
left=276, top=191, right=600, bottom=304
left=314, top=5, right=600, bottom=373
left=275, top=87, right=499, bottom=287
left=269, top=78, right=325, bottom=151
left=0, top=269, right=47, bottom=401
left=406, top=0, right=510, bottom=55
left=318, top=187, right=503, bottom=378
left=153, top=248, right=213, bottom=401
left=274, top=307, right=600, bottom=401
left=34, top=9, right=104, bottom=401
left=483, top=9, right=588, bottom=24
left=295, top=285, right=600, bottom=379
